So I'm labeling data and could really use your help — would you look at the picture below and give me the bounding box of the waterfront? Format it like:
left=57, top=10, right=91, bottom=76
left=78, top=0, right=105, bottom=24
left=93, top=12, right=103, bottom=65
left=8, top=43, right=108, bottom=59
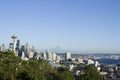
left=97, top=59, right=120, bottom=65
left=71, top=53, right=120, bottom=65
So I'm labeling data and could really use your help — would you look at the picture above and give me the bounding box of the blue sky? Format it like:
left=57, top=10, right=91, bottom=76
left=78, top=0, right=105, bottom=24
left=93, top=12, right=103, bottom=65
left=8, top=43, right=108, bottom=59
left=0, top=0, right=120, bottom=53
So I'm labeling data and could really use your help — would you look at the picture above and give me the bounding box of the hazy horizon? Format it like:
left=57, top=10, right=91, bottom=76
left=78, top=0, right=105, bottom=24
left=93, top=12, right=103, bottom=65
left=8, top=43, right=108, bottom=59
left=0, top=0, right=120, bottom=53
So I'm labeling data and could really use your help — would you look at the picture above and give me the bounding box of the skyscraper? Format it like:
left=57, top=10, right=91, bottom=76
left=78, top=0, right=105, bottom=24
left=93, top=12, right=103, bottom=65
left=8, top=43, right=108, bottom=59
left=9, top=43, right=14, bottom=51
left=65, top=52, right=71, bottom=61
left=26, top=43, right=29, bottom=54
left=21, top=45, right=26, bottom=53
left=52, top=52, right=57, bottom=60
left=28, top=52, right=34, bottom=59
left=16, top=40, right=20, bottom=49
left=46, top=50, right=52, bottom=60
left=42, top=52, right=47, bottom=60
left=15, top=40, right=21, bottom=57
left=31, top=46, right=35, bottom=52
left=1, top=44, right=5, bottom=52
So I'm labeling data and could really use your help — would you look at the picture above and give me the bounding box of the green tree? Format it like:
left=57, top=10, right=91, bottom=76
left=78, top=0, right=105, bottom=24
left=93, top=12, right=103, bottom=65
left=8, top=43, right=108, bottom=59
left=80, top=65, right=101, bottom=80
left=56, top=67, right=75, bottom=80
left=0, top=51, right=21, bottom=80
left=0, top=51, right=75, bottom=80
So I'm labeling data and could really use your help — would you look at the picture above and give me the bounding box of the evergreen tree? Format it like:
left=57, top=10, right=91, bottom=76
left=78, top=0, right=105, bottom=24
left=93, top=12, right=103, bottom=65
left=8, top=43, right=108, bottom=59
left=80, top=65, right=101, bottom=80
left=0, top=51, right=75, bottom=80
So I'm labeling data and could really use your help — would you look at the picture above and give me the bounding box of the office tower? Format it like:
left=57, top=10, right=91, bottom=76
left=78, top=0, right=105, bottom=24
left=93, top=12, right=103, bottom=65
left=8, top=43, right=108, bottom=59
left=34, top=52, right=40, bottom=60
left=52, top=52, right=57, bottom=60
left=16, top=40, right=20, bottom=49
left=28, top=52, right=34, bottom=59
left=15, top=40, right=21, bottom=57
left=42, top=52, right=47, bottom=60
left=65, top=52, right=71, bottom=61
left=1, top=44, right=5, bottom=52
left=31, top=46, right=35, bottom=52
left=56, top=55, right=61, bottom=61
left=46, top=50, right=52, bottom=60
left=21, top=45, right=26, bottom=53
left=9, top=43, right=14, bottom=51
left=26, top=43, right=29, bottom=54
left=21, top=51, right=25, bottom=59
left=11, top=34, right=17, bottom=52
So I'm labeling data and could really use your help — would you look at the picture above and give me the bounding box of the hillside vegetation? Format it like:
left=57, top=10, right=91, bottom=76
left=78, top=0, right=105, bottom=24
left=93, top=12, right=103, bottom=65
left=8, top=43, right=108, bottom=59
left=0, top=51, right=75, bottom=80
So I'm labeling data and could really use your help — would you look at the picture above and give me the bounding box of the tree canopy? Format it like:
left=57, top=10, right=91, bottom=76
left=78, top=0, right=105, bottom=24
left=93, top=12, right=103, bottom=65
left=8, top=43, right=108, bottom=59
left=80, top=65, right=101, bottom=80
left=0, top=51, right=75, bottom=80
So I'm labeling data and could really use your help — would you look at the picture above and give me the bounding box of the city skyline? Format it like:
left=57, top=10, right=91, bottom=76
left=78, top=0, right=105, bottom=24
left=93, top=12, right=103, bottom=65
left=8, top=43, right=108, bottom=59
left=0, top=0, right=120, bottom=53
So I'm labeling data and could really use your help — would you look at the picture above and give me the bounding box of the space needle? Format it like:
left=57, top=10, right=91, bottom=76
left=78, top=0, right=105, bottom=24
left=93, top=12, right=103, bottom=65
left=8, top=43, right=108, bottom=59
left=11, top=34, right=17, bottom=53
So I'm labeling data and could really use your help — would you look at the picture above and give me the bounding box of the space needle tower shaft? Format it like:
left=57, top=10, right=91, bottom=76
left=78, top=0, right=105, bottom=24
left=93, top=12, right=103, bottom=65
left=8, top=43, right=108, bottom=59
left=11, top=34, right=17, bottom=53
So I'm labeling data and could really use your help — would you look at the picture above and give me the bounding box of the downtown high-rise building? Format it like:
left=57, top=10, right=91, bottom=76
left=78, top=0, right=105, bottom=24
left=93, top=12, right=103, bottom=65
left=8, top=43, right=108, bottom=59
left=65, top=52, right=71, bottom=61
left=15, top=40, right=21, bottom=57
left=25, top=43, right=30, bottom=54
left=9, top=43, right=14, bottom=51
left=42, top=52, right=47, bottom=60
left=21, top=45, right=26, bottom=53
left=1, top=44, right=5, bottom=52
left=0, top=44, right=5, bottom=52
left=46, top=50, right=53, bottom=60
left=52, top=52, right=57, bottom=61
left=28, top=52, right=34, bottom=59
left=16, top=40, right=20, bottom=49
